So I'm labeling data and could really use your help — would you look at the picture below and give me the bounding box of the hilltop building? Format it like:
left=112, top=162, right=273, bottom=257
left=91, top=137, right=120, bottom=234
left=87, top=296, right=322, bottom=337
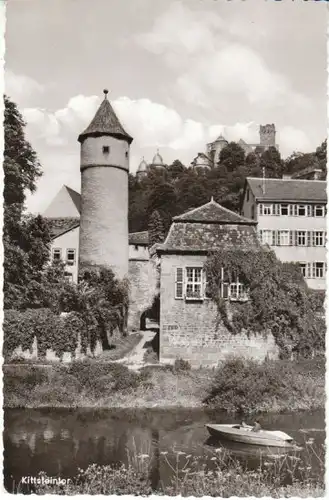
left=241, top=177, right=327, bottom=290
left=136, top=149, right=166, bottom=180
left=191, top=124, right=278, bottom=170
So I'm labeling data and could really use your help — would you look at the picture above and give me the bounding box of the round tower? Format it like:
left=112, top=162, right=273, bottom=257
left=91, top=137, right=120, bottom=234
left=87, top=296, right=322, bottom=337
left=78, top=89, right=133, bottom=279
left=136, top=156, right=148, bottom=180
left=149, top=149, right=166, bottom=170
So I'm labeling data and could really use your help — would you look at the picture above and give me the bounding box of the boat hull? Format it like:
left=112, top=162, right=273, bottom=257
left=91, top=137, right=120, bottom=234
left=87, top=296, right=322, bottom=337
left=206, top=424, right=294, bottom=448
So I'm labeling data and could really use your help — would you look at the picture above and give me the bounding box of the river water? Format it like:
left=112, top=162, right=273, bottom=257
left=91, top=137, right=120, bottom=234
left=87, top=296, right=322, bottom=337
left=3, top=407, right=325, bottom=493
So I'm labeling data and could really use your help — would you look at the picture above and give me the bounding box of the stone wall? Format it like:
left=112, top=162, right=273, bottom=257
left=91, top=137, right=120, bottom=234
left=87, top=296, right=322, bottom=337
left=159, top=253, right=279, bottom=367
left=128, top=259, right=158, bottom=331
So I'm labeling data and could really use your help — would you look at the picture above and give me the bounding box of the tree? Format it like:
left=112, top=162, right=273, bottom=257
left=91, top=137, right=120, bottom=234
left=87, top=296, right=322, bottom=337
left=218, top=142, right=246, bottom=171
left=148, top=210, right=165, bottom=247
left=315, top=139, right=327, bottom=179
left=147, top=181, right=178, bottom=232
left=260, top=147, right=283, bottom=178
left=3, top=96, right=55, bottom=310
left=167, top=159, right=185, bottom=181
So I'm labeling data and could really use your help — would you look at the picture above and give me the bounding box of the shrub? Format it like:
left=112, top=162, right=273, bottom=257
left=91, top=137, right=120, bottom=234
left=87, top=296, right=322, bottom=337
left=203, top=357, right=306, bottom=413
left=173, top=358, right=191, bottom=373
left=3, top=308, right=87, bottom=360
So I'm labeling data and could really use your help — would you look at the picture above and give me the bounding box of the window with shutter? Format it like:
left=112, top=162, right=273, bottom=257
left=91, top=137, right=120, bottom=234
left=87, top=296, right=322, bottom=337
left=307, top=263, right=312, bottom=278
left=289, top=230, right=294, bottom=246
left=175, top=267, right=184, bottom=299
left=312, top=263, right=316, bottom=278
left=307, top=231, right=311, bottom=246
left=222, top=283, right=229, bottom=299
left=259, top=204, right=263, bottom=216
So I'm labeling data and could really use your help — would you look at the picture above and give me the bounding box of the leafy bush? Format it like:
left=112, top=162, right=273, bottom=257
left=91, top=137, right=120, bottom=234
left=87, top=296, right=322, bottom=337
left=3, top=309, right=94, bottom=360
left=203, top=357, right=306, bottom=413
left=173, top=358, right=191, bottom=372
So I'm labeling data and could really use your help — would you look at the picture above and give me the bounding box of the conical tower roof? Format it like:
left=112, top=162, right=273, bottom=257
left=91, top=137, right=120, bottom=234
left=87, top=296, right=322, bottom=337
left=78, top=89, right=133, bottom=144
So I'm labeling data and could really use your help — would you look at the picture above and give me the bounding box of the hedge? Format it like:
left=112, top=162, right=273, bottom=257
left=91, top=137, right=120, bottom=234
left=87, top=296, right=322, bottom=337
left=3, top=308, right=99, bottom=360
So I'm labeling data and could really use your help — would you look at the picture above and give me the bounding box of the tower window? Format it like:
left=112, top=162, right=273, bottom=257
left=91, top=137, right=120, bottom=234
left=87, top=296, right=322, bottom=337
left=125, top=151, right=129, bottom=158
left=103, top=146, right=110, bottom=154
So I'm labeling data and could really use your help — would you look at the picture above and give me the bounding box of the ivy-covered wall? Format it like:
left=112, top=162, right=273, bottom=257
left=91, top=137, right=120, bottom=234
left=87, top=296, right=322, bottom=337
left=159, top=254, right=279, bottom=367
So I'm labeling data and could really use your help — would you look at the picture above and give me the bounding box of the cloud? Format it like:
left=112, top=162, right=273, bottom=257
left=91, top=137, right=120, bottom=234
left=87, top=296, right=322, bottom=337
left=278, top=126, right=312, bottom=155
left=136, top=2, right=310, bottom=110
left=5, top=69, right=44, bottom=99
left=22, top=93, right=311, bottom=161
left=23, top=93, right=315, bottom=213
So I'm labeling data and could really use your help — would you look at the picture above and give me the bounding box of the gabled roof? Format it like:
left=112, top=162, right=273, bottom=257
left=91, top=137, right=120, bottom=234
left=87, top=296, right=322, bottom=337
left=43, top=185, right=81, bottom=218
left=47, top=217, right=80, bottom=239
left=78, top=92, right=133, bottom=144
left=157, top=200, right=260, bottom=254
left=128, top=231, right=149, bottom=246
left=173, top=199, right=257, bottom=225
left=246, top=177, right=327, bottom=202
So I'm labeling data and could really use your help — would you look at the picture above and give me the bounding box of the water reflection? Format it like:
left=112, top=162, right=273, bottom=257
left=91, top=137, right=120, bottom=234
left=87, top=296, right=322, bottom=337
left=3, top=408, right=325, bottom=493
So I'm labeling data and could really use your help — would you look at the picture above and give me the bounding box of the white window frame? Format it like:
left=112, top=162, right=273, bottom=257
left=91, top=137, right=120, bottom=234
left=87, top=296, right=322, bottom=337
left=313, top=231, right=324, bottom=247
left=261, top=229, right=273, bottom=246
left=52, top=248, right=62, bottom=261
left=263, top=204, right=273, bottom=215
left=297, top=231, right=306, bottom=246
left=297, top=204, right=306, bottom=216
left=299, top=263, right=307, bottom=278
left=185, top=267, right=203, bottom=300
left=229, top=282, right=248, bottom=302
left=66, top=248, right=76, bottom=265
left=315, top=205, right=325, bottom=217
left=313, top=262, right=325, bottom=279
left=280, top=204, right=289, bottom=216
left=279, top=230, right=290, bottom=246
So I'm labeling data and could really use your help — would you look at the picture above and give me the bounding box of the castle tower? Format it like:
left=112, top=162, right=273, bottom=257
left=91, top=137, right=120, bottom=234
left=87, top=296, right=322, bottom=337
left=149, top=149, right=166, bottom=171
left=259, top=124, right=276, bottom=149
left=207, top=134, right=228, bottom=166
left=78, top=89, right=133, bottom=279
left=136, top=156, right=148, bottom=180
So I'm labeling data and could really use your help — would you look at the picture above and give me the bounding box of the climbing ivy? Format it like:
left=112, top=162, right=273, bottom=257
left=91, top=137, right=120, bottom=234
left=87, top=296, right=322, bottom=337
left=204, top=248, right=325, bottom=358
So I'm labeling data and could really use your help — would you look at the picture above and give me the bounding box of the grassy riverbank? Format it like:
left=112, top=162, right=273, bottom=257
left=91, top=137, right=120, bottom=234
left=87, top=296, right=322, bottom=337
left=24, top=445, right=325, bottom=497
left=3, top=357, right=324, bottom=412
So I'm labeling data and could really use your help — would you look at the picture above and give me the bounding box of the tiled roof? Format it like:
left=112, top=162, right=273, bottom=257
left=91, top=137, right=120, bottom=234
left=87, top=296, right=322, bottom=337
left=78, top=96, right=133, bottom=144
left=157, top=222, right=260, bottom=253
left=173, top=199, right=257, bottom=225
left=247, top=177, right=327, bottom=202
left=128, top=231, right=149, bottom=246
left=47, top=217, right=80, bottom=239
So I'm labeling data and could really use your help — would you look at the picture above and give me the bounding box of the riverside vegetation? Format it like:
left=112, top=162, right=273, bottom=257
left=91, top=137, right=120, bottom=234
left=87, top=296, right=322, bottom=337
left=4, top=356, right=324, bottom=412
left=22, top=444, right=324, bottom=497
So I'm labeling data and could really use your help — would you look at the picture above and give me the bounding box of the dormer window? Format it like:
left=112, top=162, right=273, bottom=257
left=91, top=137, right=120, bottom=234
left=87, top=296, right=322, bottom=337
left=103, top=146, right=110, bottom=154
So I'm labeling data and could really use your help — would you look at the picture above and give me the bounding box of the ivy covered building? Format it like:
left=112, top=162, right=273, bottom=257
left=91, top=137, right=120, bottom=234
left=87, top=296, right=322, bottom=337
left=155, top=199, right=279, bottom=366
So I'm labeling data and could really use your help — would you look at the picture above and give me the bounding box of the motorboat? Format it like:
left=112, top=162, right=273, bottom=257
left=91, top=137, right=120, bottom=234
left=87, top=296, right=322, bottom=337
left=205, top=423, right=294, bottom=448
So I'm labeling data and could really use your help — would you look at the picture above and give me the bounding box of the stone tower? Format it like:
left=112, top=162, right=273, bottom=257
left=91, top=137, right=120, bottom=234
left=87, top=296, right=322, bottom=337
left=259, top=124, right=276, bottom=149
left=78, top=89, right=133, bottom=279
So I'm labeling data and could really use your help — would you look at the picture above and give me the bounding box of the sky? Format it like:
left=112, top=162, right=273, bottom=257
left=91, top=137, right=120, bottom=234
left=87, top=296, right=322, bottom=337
left=5, top=0, right=328, bottom=213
